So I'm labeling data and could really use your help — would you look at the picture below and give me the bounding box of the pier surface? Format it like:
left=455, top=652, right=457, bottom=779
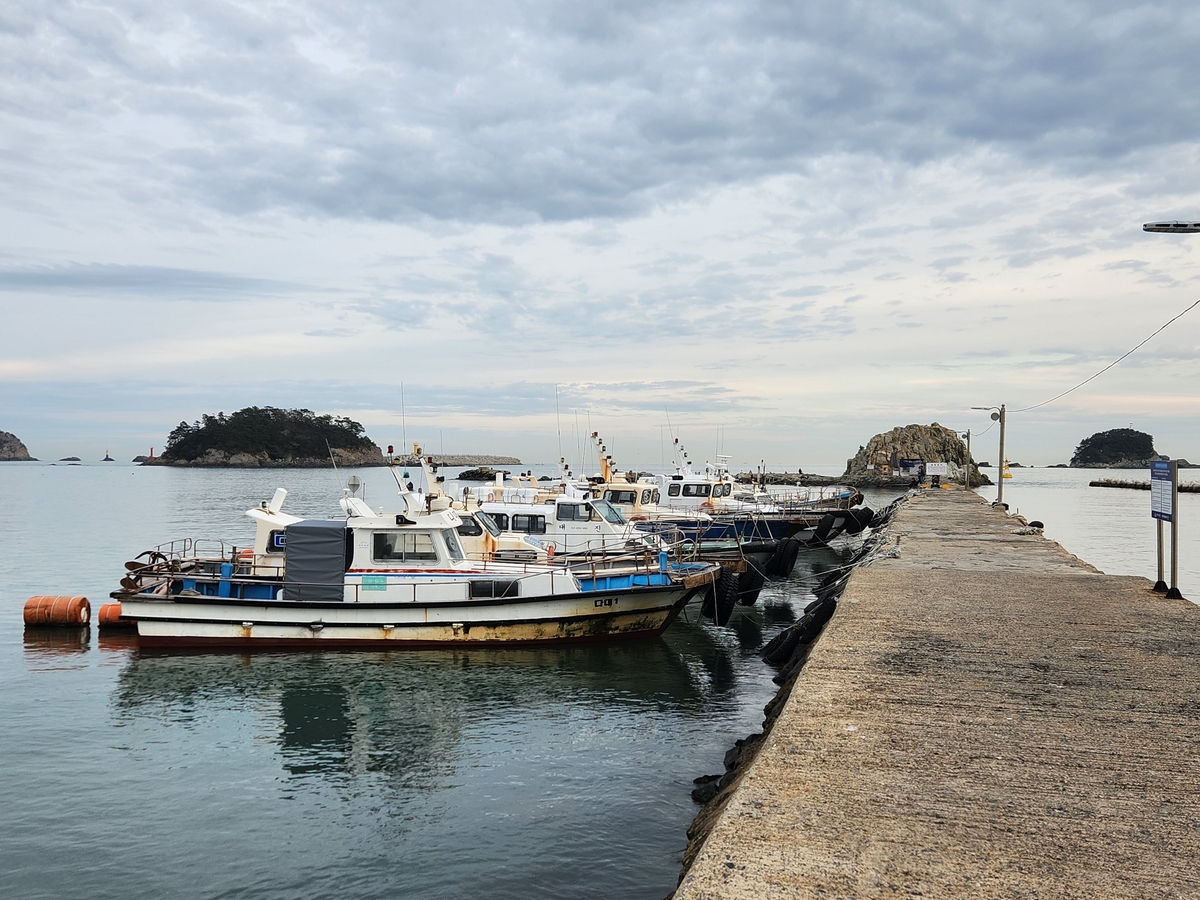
left=676, top=489, right=1200, bottom=899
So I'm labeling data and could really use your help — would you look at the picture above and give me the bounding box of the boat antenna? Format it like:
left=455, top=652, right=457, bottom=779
left=555, top=383, right=563, bottom=465
left=325, top=439, right=343, bottom=493
left=400, top=382, right=407, bottom=455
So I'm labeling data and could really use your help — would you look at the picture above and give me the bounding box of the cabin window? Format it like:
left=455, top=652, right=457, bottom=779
left=556, top=504, right=593, bottom=522
left=441, top=529, right=465, bottom=560
left=667, top=484, right=681, bottom=497
left=373, top=531, right=438, bottom=562
left=490, top=513, right=510, bottom=530
left=604, top=489, right=638, bottom=504
left=511, top=514, right=547, bottom=534
left=682, top=484, right=711, bottom=498
left=475, top=511, right=502, bottom=536
left=640, top=490, right=652, bottom=504
left=267, top=530, right=286, bottom=553
left=717, top=484, right=731, bottom=497
left=470, top=580, right=519, bottom=599
left=591, top=500, right=626, bottom=525
left=456, top=516, right=483, bottom=537
left=652, top=489, right=661, bottom=503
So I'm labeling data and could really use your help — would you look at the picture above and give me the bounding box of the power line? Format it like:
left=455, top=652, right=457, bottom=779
left=1013, top=297, right=1200, bottom=413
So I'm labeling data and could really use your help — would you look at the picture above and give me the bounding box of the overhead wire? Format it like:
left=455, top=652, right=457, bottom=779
left=1011, top=297, right=1200, bottom=413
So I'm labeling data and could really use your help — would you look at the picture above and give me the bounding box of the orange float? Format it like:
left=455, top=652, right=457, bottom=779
left=98, top=602, right=137, bottom=630
left=23, top=595, right=90, bottom=627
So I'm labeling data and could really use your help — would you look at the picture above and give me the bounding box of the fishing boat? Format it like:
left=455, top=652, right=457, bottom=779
left=592, top=433, right=863, bottom=545
left=460, top=469, right=660, bottom=558
left=111, top=475, right=718, bottom=649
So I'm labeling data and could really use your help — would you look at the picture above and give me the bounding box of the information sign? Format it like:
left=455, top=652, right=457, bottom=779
left=925, top=462, right=948, bottom=476
left=1151, top=460, right=1174, bottom=522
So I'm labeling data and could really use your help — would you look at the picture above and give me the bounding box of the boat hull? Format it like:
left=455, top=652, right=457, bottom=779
left=122, top=583, right=697, bottom=649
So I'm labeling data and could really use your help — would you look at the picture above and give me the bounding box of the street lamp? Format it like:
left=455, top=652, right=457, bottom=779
left=1140, top=220, right=1194, bottom=599
left=971, top=405, right=1006, bottom=506
left=1144, top=221, right=1200, bottom=233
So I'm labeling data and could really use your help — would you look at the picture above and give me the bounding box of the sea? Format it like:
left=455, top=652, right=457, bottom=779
left=0, top=462, right=1193, bottom=899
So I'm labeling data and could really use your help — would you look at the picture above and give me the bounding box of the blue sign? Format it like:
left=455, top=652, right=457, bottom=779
left=1151, top=460, right=1173, bottom=522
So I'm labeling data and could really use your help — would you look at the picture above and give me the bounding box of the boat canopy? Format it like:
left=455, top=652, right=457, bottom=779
left=283, top=519, right=350, bottom=602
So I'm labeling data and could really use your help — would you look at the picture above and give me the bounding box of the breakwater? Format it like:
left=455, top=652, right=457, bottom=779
left=674, top=489, right=1200, bottom=898
left=1090, top=478, right=1200, bottom=492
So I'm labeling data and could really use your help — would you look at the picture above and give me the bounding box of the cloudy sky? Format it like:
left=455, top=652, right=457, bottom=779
left=2, top=0, right=1199, bottom=469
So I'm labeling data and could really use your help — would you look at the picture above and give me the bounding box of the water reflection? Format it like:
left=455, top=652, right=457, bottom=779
left=110, top=620, right=759, bottom=784
left=23, top=626, right=90, bottom=656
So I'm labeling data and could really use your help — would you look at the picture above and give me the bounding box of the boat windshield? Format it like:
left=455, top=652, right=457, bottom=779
left=442, top=529, right=465, bottom=560
left=474, top=511, right=502, bottom=537
left=590, top=499, right=626, bottom=525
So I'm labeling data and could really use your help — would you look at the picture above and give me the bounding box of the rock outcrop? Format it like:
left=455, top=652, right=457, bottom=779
left=844, top=423, right=990, bottom=486
left=0, top=431, right=35, bottom=461
left=145, top=445, right=386, bottom=468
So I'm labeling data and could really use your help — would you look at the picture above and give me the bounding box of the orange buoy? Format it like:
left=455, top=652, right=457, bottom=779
left=98, top=602, right=137, bottom=630
left=23, top=595, right=90, bottom=627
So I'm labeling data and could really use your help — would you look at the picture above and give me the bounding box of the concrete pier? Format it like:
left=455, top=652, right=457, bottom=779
left=675, top=489, right=1200, bottom=899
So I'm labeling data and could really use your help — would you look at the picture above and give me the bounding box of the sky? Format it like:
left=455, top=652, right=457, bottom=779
left=2, top=0, right=1200, bottom=470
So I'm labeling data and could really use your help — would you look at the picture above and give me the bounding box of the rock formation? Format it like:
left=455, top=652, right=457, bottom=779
left=0, top=431, right=35, bottom=461
left=843, top=423, right=989, bottom=485
left=1070, top=428, right=1165, bottom=468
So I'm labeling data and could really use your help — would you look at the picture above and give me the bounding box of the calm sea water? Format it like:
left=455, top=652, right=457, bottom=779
left=972, top=466, right=1198, bottom=599
left=0, top=463, right=869, bottom=900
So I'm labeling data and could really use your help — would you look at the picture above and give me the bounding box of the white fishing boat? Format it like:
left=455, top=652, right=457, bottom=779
left=460, top=468, right=659, bottom=559
left=111, top=475, right=717, bottom=649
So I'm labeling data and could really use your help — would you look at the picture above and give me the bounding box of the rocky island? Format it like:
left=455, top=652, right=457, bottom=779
left=0, top=430, right=36, bottom=461
left=738, top=423, right=990, bottom=488
left=143, top=407, right=387, bottom=467
left=1070, top=428, right=1166, bottom=468
left=841, top=422, right=988, bottom=485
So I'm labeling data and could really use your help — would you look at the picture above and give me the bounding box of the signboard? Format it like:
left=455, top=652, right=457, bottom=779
left=1151, top=460, right=1174, bottom=522
left=925, top=463, right=948, bottom=476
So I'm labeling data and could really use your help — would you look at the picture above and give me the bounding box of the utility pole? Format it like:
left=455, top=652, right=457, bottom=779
left=972, top=405, right=1007, bottom=505
left=963, top=429, right=972, bottom=488
left=996, top=404, right=1007, bottom=506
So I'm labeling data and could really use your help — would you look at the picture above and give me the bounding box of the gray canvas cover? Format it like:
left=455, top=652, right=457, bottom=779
left=283, top=519, right=348, bottom=602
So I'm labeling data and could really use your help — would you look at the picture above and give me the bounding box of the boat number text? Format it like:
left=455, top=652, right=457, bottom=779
left=594, top=597, right=619, bottom=608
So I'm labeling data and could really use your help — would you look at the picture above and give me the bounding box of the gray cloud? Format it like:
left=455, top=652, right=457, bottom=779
left=0, top=263, right=294, bottom=298
left=4, top=2, right=1199, bottom=226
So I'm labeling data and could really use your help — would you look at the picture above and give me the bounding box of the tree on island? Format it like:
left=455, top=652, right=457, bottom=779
left=162, top=407, right=376, bottom=462
left=1070, top=428, right=1156, bottom=467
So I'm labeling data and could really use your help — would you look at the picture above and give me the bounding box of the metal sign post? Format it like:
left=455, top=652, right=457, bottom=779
left=1151, top=460, right=1184, bottom=599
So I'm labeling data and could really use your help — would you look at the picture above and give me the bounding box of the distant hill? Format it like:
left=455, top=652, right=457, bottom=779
left=148, top=407, right=386, bottom=467
left=1070, top=428, right=1162, bottom=468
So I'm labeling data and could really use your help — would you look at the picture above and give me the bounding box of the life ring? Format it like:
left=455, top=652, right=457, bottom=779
left=700, top=501, right=715, bottom=512
left=547, top=544, right=555, bottom=558
left=237, top=549, right=254, bottom=561
left=630, top=515, right=648, bottom=522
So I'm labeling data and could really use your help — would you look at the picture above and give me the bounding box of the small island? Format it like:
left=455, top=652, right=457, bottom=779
left=1070, top=428, right=1165, bottom=468
left=144, top=407, right=387, bottom=468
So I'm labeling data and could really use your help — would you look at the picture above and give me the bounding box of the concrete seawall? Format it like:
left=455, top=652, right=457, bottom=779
left=676, top=489, right=1200, bottom=899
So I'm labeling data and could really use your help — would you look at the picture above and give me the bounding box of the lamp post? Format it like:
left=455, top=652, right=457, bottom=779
left=971, top=405, right=1007, bottom=506
left=961, top=429, right=972, bottom=489
left=1143, top=219, right=1195, bottom=598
